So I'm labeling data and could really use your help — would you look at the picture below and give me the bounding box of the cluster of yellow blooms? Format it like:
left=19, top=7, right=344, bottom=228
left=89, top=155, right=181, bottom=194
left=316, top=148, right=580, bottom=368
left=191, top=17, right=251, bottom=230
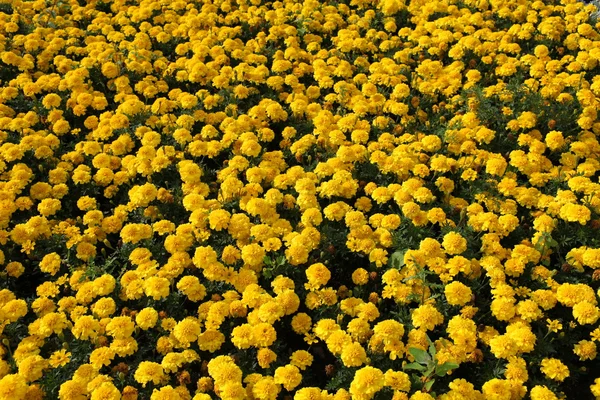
left=1, top=0, right=600, bottom=398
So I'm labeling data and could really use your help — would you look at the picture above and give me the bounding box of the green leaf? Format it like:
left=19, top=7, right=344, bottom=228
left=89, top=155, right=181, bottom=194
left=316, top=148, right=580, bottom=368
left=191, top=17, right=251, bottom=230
left=389, top=249, right=406, bottom=269
left=425, top=363, right=436, bottom=377
left=403, top=362, right=427, bottom=372
left=424, top=379, right=435, bottom=392
left=427, top=335, right=436, bottom=358
left=409, top=347, right=431, bottom=364
left=435, top=362, right=459, bottom=377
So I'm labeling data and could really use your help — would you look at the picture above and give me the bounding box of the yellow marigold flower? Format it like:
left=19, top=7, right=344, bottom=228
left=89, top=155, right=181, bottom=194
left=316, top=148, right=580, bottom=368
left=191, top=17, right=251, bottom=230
left=252, top=376, right=280, bottom=400
left=231, top=324, right=254, bottom=349
left=540, top=358, right=569, bottom=382
left=120, top=223, right=153, bottom=244
left=241, top=243, right=266, bottom=268
left=49, top=349, right=71, bottom=368
left=289, top=350, right=313, bottom=371
left=490, top=335, right=518, bottom=359
left=369, top=248, right=388, bottom=268
left=91, top=297, right=116, bottom=318
left=173, top=318, right=200, bottom=344
left=18, top=355, right=47, bottom=383
left=134, top=362, right=166, bottom=388
left=208, top=209, right=231, bottom=231
left=574, top=340, right=597, bottom=361
left=482, top=378, right=512, bottom=400
left=411, top=303, right=444, bottom=331
left=253, top=323, right=277, bottom=347
left=490, top=297, right=516, bottom=322
left=558, top=203, right=591, bottom=225
left=58, top=380, right=86, bottom=400
left=291, top=313, right=312, bottom=335
left=530, top=386, right=558, bottom=400
left=72, top=315, right=100, bottom=340
left=341, top=342, right=367, bottom=367
left=591, top=378, right=600, bottom=398
left=150, top=385, right=181, bottom=400
left=557, top=283, right=597, bottom=307
left=442, top=232, right=467, bottom=255
left=305, top=263, right=331, bottom=290
left=274, top=365, right=302, bottom=391
left=573, top=301, right=600, bottom=325
left=39, top=252, right=61, bottom=275
left=294, top=388, right=322, bottom=400
left=143, top=277, right=170, bottom=300
left=90, top=382, right=120, bottom=400
left=89, top=347, right=115, bottom=369
left=545, top=131, right=565, bottom=151
left=257, top=348, right=277, bottom=369
left=349, top=366, right=384, bottom=399
left=352, top=268, right=369, bottom=286
left=444, top=281, right=472, bottom=306
left=101, top=62, right=119, bottom=79
left=410, top=393, right=434, bottom=400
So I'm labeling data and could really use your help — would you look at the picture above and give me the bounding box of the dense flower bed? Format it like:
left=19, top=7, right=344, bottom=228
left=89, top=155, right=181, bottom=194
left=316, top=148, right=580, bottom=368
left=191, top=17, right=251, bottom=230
left=1, top=0, right=600, bottom=398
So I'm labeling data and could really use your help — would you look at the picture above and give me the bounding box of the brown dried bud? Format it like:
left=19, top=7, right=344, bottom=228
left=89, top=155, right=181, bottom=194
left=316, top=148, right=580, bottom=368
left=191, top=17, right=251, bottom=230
left=158, top=311, right=168, bottom=319
left=97, top=336, right=109, bottom=347
left=548, top=119, right=557, bottom=129
left=325, top=364, right=336, bottom=376
left=327, top=244, right=336, bottom=255
left=122, top=386, right=138, bottom=400
left=557, top=47, right=564, bottom=55
left=295, top=154, right=303, bottom=163
left=561, top=263, right=572, bottom=273
left=368, top=292, right=379, bottom=304
left=469, top=59, right=477, bottom=68
left=178, top=371, right=191, bottom=386
left=211, top=294, right=223, bottom=302
left=201, top=360, right=209, bottom=375
left=590, top=219, right=600, bottom=230
left=121, top=307, right=131, bottom=317
left=369, top=272, right=378, bottom=281
left=112, top=362, right=129, bottom=375
left=338, top=285, right=349, bottom=299
left=593, top=270, right=600, bottom=281
left=468, top=349, right=484, bottom=363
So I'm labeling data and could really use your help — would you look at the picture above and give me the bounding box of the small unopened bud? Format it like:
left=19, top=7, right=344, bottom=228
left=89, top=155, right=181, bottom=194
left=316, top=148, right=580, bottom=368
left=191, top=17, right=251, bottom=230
left=368, top=292, right=379, bottom=304
left=325, top=364, right=335, bottom=376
